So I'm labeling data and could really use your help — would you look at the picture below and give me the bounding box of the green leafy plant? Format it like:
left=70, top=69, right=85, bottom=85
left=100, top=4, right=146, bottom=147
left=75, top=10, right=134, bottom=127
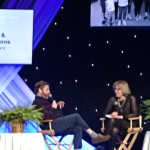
left=0, top=105, right=43, bottom=124
left=142, top=100, right=150, bottom=120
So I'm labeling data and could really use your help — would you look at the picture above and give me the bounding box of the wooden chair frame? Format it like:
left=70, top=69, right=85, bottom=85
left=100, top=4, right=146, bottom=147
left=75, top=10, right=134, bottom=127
left=100, top=116, right=143, bottom=150
left=38, top=120, right=73, bottom=150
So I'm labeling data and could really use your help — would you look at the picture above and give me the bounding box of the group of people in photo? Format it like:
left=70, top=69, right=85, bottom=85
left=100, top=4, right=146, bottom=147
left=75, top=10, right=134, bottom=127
left=99, top=0, right=150, bottom=26
left=33, top=80, right=139, bottom=150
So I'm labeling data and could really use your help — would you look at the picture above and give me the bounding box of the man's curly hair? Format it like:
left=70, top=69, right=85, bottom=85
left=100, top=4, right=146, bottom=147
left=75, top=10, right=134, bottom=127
left=34, top=80, right=50, bottom=94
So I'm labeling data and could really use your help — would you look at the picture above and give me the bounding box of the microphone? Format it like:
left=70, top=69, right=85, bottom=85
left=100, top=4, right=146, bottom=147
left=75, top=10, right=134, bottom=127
left=114, top=101, right=121, bottom=108
left=114, top=101, right=119, bottom=106
left=49, top=94, right=62, bottom=109
left=49, top=94, right=54, bottom=102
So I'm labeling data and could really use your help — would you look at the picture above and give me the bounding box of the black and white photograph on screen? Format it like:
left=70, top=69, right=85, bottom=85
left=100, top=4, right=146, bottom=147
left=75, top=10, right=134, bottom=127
left=90, top=0, right=150, bottom=26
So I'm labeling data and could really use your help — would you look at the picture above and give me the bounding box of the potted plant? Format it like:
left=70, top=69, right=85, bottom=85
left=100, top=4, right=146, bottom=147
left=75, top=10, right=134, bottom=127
left=0, top=105, right=43, bottom=133
left=142, top=100, right=150, bottom=120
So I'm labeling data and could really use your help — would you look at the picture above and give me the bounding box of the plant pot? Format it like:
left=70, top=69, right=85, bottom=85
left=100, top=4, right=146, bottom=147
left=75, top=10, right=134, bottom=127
left=11, top=120, right=24, bottom=133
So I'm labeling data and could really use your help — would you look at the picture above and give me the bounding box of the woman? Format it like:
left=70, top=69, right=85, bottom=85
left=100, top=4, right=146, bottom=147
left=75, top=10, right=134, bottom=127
left=104, top=80, right=138, bottom=149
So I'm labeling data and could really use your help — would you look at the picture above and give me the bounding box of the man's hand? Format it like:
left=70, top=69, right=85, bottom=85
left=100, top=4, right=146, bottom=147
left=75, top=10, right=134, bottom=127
left=57, top=101, right=65, bottom=109
left=52, top=100, right=58, bottom=109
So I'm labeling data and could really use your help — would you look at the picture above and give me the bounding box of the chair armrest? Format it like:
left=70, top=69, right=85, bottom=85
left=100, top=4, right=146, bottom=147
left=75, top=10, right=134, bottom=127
left=128, top=116, right=142, bottom=129
left=128, top=117, right=141, bottom=120
left=100, top=118, right=106, bottom=133
left=100, top=118, right=105, bottom=121
left=41, top=120, right=53, bottom=123
left=38, top=130, right=55, bottom=136
left=41, top=120, right=53, bottom=130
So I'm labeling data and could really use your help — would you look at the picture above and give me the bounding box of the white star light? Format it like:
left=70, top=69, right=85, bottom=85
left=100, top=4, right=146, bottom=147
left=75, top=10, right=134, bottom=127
left=61, top=6, right=64, bottom=10
left=25, top=79, right=27, bottom=82
left=140, top=96, right=143, bottom=99
left=134, top=35, right=137, bottom=38
left=106, top=41, right=109, bottom=44
left=54, top=22, right=58, bottom=26
left=68, top=54, right=72, bottom=58
left=60, top=81, right=63, bottom=85
left=91, top=63, right=94, bottom=67
left=75, top=107, right=78, bottom=111
left=95, top=109, right=98, bottom=112
left=67, top=36, right=70, bottom=40
left=36, top=67, right=39, bottom=70
left=88, top=43, right=91, bottom=47
left=107, top=83, right=110, bottom=86
left=42, top=48, right=45, bottom=51
left=75, top=79, right=78, bottom=83
left=140, top=73, right=143, bottom=76
left=121, top=50, right=124, bottom=54
left=127, top=65, right=130, bottom=68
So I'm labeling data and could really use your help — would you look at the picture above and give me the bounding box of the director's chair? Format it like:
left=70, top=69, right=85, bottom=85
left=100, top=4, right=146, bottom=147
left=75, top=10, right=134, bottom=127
left=100, top=116, right=143, bottom=150
left=38, top=120, right=73, bottom=150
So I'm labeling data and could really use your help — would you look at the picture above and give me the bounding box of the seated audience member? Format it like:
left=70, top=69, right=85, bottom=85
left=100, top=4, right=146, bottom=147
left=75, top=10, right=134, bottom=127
left=32, top=80, right=110, bottom=150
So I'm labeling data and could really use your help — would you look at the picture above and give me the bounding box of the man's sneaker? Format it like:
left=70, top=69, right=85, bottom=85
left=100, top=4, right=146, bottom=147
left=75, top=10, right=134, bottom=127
left=102, top=19, right=106, bottom=24
left=122, top=20, right=127, bottom=26
left=138, top=15, right=142, bottom=19
left=118, top=20, right=121, bottom=26
left=135, top=16, right=139, bottom=21
left=144, top=16, right=148, bottom=20
left=111, top=22, right=116, bottom=26
left=127, top=14, right=132, bottom=20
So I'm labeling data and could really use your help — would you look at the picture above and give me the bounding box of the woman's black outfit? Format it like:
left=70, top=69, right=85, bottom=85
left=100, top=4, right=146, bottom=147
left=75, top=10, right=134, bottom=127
left=104, top=95, right=138, bottom=150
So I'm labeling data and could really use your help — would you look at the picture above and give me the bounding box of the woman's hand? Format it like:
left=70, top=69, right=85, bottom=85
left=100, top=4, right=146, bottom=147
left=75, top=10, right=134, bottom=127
left=111, top=112, right=118, bottom=116
left=110, top=112, right=123, bottom=119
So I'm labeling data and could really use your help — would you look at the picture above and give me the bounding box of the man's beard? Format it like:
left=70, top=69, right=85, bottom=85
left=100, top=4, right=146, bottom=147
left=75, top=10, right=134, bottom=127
left=42, top=93, right=49, bottom=99
left=45, top=94, right=49, bottom=99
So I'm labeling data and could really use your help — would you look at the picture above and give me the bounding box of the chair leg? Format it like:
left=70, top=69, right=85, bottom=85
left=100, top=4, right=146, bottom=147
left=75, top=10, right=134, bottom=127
left=127, top=133, right=139, bottom=150
left=43, top=136, right=53, bottom=150
left=68, top=140, right=73, bottom=150
left=117, top=132, right=139, bottom=150
left=44, top=135, right=73, bottom=150
left=51, top=136, right=64, bottom=150
left=118, top=133, right=131, bottom=150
